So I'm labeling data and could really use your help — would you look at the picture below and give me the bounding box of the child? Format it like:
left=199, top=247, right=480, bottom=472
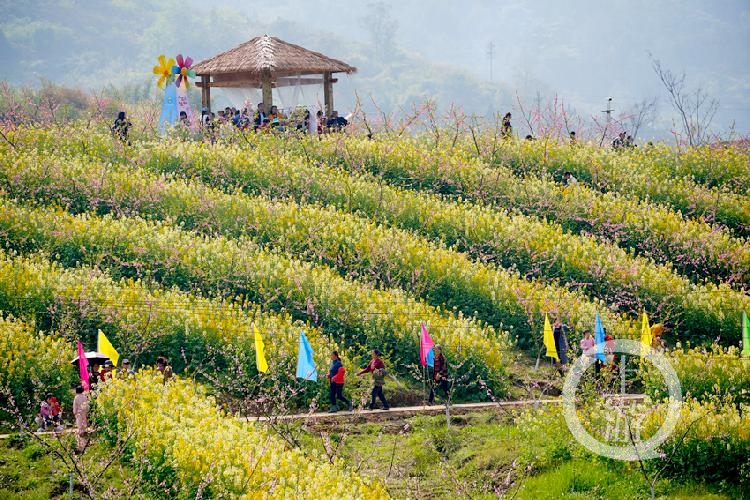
left=35, top=393, right=63, bottom=432
left=580, top=330, right=595, bottom=357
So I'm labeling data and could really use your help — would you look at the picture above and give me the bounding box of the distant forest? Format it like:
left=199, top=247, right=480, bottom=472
left=0, top=0, right=514, bottom=118
left=2, top=1, right=748, bottom=140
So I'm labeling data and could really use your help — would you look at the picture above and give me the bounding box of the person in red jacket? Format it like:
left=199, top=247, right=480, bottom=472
left=357, top=349, right=390, bottom=410
left=428, top=345, right=450, bottom=405
left=327, top=351, right=352, bottom=413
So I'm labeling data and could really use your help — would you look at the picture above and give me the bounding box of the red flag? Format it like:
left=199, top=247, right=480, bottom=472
left=77, top=340, right=90, bottom=391
left=419, top=322, right=435, bottom=367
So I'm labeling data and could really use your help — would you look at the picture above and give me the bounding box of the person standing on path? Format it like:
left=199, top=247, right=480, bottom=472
left=428, top=345, right=450, bottom=405
left=357, top=350, right=390, bottom=410
left=72, top=386, right=89, bottom=454
left=327, top=351, right=353, bottom=413
left=580, top=330, right=595, bottom=357
left=553, top=317, right=570, bottom=365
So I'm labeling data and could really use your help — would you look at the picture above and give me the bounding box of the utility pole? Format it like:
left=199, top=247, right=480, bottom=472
left=599, top=97, right=613, bottom=146
left=486, top=42, right=495, bottom=81
left=602, top=97, right=613, bottom=125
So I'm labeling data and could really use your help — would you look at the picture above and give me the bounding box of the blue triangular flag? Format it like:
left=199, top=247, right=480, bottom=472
left=595, top=313, right=606, bottom=362
left=296, top=331, right=317, bottom=381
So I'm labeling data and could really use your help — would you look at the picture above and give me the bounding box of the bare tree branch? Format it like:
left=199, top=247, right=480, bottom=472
left=651, top=56, right=718, bottom=147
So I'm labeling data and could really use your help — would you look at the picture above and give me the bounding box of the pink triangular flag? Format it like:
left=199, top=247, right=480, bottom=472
left=77, top=340, right=90, bottom=391
left=420, top=322, right=435, bottom=367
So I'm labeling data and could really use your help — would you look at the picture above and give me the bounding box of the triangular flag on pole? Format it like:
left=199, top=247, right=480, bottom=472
left=640, top=312, right=652, bottom=358
left=296, top=331, right=317, bottom=381
left=543, top=314, right=559, bottom=361
left=420, top=321, right=435, bottom=367
left=595, top=313, right=606, bottom=363
left=254, top=326, right=269, bottom=373
left=97, top=330, right=120, bottom=367
left=742, top=311, right=750, bottom=358
left=77, top=340, right=90, bottom=392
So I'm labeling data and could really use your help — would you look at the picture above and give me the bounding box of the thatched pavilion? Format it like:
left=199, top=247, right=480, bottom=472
left=194, top=35, right=356, bottom=115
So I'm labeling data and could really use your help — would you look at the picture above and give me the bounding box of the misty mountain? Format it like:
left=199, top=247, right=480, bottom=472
left=1, top=0, right=748, bottom=137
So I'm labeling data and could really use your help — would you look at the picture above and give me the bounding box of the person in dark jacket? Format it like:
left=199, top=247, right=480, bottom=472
left=112, top=111, right=131, bottom=144
left=501, top=112, right=513, bottom=139
left=552, top=317, right=570, bottom=365
left=357, top=349, right=389, bottom=410
left=428, top=345, right=450, bottom=404
left=327, top=351, right=352, bottom=412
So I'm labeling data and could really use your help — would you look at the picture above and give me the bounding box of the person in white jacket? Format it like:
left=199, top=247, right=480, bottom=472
left=72, top=386, right=89, bottom=454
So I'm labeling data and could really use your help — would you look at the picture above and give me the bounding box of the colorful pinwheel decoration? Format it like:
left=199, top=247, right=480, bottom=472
left=153, top=54, right=176, bottom=89
left=172, top=54, right=196, bottom=89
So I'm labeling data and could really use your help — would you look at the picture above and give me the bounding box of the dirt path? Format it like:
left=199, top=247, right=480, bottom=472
left=244, top=394, right=646, bottom=423
left=246, top=399, right=563, bottom=423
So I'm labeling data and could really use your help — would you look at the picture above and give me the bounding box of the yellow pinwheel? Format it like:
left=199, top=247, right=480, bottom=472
left=153, top=54, right=175, bottom=89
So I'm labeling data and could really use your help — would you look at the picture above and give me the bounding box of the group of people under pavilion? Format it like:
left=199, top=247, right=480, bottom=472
left=193, top=35, right=355, bottom=136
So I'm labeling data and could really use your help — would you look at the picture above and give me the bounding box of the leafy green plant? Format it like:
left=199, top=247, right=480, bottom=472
left=640, top=344, right=750, bottom=405
left=0, top=315, right=75, bottom=418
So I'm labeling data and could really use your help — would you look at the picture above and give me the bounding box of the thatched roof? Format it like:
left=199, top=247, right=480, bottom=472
left=193, top=35, right=356, bottom=78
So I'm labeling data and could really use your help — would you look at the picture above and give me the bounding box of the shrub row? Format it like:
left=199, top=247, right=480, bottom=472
left=130, top=143, right=750, bottom=343
left=516, top=397, right=750, bottom=488
left=96, top=372, right=387, bottom=498
left=0, top=201, right=511, bottom=389
left=1, top=151, right=644, bottom=345
left=487, top=139, right=750, bottom=236
left=285, top=135, right=750, bottom=283
left=0, top=251, right=345, bottom=402
left=639, top=344, right=750, bottom=406
left=7, top=126, right=748, bottom=287
left=0, top=314, right=75, bottom=418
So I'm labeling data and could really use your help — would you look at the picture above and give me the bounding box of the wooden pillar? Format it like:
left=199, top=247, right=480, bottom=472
left=200, top=75, right=211, bottom=112
left=261, top=69, right=273, bottom=109
left=323, top=72, right=333, bottom=116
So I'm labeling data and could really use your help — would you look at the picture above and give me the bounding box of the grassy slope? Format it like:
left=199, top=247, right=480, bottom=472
left=295, top=412, right=743, bottom=499
left=0, top=435, right=149, bottom=499
left=2, top=127, right=748, bottom=498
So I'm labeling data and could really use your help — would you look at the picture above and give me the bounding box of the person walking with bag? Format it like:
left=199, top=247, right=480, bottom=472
left=357, top=349, right=390, bottom=410
left=327, top=351, right=353, bottom=413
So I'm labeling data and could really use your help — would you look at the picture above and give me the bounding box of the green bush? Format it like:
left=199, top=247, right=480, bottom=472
left=0, top=315, right=75, bottom=421
left=645, top=398, right=750, bottom=488
left=640, top=344, right=750, bottom=405
left=0, top=201, right=510, bottom=394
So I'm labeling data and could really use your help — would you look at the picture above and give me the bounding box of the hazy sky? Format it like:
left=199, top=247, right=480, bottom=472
left=3, top=0, right=749, bottom=135
left=221, top=0, right=750, bottom=134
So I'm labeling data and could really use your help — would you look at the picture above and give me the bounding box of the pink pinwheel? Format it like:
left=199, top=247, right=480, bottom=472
left=172, top=54, right=196, bottom=88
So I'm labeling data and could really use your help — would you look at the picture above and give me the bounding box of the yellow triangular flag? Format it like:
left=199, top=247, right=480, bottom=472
left=543, top=314, right=559, bottom=361
left=640, top=312, right=652, bottom=357
left=97, top=329, right=120, bottom=367
left=254, top=326, right=268, bottom=373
